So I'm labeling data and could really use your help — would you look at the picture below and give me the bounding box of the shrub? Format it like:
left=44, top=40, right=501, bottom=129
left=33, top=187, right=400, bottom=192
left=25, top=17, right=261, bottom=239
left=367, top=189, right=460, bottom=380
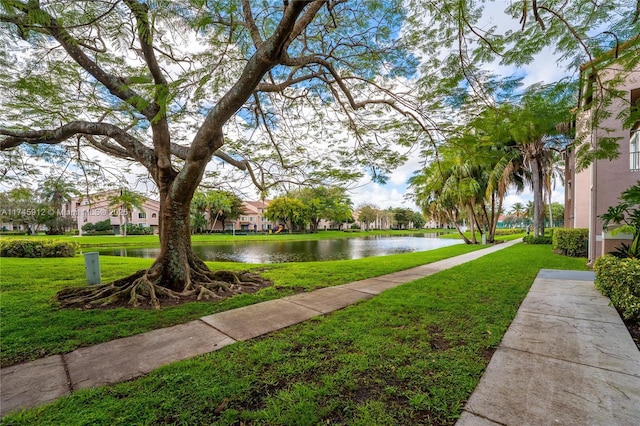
left=83, top=220, right=115, bottom=235
left=125, top=224, right=154, bottom=235
left=0, top=239, right=78, bottom=258
left=594, top=255, right=640, bottom=320
left=495, top=228, right=526, bottom=236
left=0, top=230, right=29, bottom=236
left=94, top=219, right=112, bottom=232
left=552, top=228, right=588, bottom=257
left=523, top=235, right=553, bottom=244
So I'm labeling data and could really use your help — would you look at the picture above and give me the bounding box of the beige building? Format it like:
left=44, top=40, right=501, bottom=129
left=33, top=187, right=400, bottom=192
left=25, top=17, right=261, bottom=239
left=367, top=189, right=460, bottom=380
left=65, top=191, right=160, bottom=235
left=230, top=200, right=275, bottom=232
left=565, top=49, right=639, bottom=261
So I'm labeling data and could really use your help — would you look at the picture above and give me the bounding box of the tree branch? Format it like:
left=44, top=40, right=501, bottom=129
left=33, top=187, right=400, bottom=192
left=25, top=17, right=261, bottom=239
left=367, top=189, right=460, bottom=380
left=2, top=2, right=158, bottom=121
left=182, top=0, right=320, bottom=198
left=256, top=69, right=326, bottom=92
left=122, top=0, right=172, bottom=178
left=241, top=0, right=263, bottom=48
left=1, top=122, right=156, bottom=170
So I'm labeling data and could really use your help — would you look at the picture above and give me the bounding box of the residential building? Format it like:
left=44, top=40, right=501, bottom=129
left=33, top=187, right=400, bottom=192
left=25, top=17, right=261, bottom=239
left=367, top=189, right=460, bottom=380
left=564, top=46, right=640, bottom=261
left=65, top=191, right=161, bottom=235
left=229, top=200, right=275, bottom=232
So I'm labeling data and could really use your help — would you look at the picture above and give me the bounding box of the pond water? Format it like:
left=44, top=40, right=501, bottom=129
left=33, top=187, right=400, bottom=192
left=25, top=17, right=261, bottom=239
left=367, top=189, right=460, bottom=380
left=85, top=234, right=462, bottom=264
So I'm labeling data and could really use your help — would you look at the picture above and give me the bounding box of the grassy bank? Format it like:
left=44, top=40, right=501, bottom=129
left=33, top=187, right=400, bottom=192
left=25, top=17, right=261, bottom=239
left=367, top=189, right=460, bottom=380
left=0, top=244, right=483, bottom=367
left=1, top=244, right=588, bottom=425
left=0, top=229, right=455, bottom=247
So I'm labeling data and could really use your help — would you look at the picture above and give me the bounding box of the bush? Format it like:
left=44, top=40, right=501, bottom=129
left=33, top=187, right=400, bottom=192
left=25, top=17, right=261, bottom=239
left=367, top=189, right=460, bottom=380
left=552, top=228, right=588, bottom=257
left=0, top=230, right=29, bottom=236
left=0, top=239, right=78, bottom=258
left=125, top=224, right=153, bottom=235
left=523, top=235, right=553, bottom=244
left=594, top=255, right=640, bottom=320
left=81, top=223, right=95, bottom=232
left=94, top=219, right=112, bottom=232
left=83, top=219, right=116, bottom=235
left=495, top=228, right=526, bottom=235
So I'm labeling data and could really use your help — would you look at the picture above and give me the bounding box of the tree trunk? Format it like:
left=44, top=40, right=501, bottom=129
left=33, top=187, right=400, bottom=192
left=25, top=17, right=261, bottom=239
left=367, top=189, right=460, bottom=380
left=447, top=210, right=471, bottom=244
left=468, top=204, right=477, bottom=244
left=152, top=200, right=198, bottom=292
left=547, top=188, right=553, bottom=228
left=531, top=158, right=545, bottom=237
left=56, top=194, right=271, bottom=309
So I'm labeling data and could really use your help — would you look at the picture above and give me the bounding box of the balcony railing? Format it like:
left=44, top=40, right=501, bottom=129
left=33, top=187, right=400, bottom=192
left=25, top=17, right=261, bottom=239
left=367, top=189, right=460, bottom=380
left=632, top=150, right=640, bottom=172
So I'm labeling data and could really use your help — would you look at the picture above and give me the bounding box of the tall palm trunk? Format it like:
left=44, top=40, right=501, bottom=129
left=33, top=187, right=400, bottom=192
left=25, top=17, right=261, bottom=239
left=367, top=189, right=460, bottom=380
left=530, top=158, right=545, bottom=237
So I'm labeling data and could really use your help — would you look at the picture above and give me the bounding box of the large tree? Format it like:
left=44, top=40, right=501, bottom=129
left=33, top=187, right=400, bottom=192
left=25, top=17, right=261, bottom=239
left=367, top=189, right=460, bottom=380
left=506, top=83, right=574, bottom=237
left=292, top=186, right=352, bottom=233
left=263, top=195, right=308, bottom=233
left=0, top=1, right=420, bottom=308
left=356, top=204, right=378, bottom=231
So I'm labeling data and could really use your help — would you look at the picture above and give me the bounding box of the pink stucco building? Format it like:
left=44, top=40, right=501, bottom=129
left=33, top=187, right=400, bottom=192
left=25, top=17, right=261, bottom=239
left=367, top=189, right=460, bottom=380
left=564, top=48, right=640, bottom=261
left=65, top=191, right=160, bottom=235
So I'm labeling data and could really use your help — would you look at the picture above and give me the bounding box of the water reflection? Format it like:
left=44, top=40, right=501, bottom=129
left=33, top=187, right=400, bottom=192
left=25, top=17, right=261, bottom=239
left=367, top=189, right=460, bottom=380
left=87, top=234, right=462, bottom=264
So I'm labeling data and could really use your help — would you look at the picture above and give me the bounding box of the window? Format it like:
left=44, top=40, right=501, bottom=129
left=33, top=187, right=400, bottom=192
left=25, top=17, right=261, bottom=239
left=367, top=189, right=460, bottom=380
left=250, top=217, right=254, bottom=222
left=151, top=213, right=157, bottom=218
left=632, top=88, right=640, bottom=172
left=631, top=129, right=639, bottom=172
left=138, top=212, right=147, bottom=219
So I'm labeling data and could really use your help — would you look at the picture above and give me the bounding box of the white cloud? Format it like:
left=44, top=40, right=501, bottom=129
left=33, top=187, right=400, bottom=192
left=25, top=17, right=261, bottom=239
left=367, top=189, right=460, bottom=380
left=351, top=183, right=412, bottom=210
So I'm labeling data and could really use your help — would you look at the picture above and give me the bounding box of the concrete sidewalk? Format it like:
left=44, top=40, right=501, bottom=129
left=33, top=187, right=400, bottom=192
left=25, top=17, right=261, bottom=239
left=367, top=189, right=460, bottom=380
left=457, top=269, right=640, bottom=426
left=0, top=239, right=520, bottom=417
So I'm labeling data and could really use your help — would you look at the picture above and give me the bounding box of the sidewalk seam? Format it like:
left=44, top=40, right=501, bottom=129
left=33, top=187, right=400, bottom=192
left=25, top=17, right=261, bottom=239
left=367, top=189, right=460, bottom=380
left=459, top=408, right=508, bottom=426
left=60, top=353, right=74, bottom=393
left=498, top=345, right=640, bottom=378
left=196, top=318, right=237, bottom=343
left=518, top=308, right=625, bottom=326
left=280, top=299, right=325, bottom=314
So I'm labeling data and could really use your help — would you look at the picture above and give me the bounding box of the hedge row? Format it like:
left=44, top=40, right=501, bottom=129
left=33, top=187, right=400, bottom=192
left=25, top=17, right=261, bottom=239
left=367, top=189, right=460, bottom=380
left=523, top=235, right=553, bottom=244
left=0, top=239, right=78, bottom=258
left=552, top=228, right=589, bottom=257
left=495, top=228, right=526, bottom=235
left=594, top=255, right=640, bottom=320
left=0, top=230, right=30, bottom=236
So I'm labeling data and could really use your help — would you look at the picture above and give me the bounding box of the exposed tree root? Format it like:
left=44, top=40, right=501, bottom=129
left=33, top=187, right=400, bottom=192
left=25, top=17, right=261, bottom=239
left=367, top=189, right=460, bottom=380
left=56, top=267, right=272, bottom=310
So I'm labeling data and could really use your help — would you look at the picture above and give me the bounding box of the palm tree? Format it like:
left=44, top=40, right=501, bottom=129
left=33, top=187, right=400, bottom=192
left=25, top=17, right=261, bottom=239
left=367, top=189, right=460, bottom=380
left=507, top=82, right=575, bottom=237
left=543, top=150, right=565, bottom=228
left=525, top=201, right=535, bottom=224
left=39, top=177, right=79, bottom=233
left=108, top=189, right=145, bottom=236
left=510, top=202, right=525, bottom=220
left=410, top=156, right=475, bottom=244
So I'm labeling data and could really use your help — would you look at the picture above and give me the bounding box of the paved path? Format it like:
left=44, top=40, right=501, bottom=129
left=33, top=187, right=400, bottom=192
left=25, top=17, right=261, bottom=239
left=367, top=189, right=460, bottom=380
left=457, top=269, right=640, bottom=426
left=0, top=239, right=519, bottom=417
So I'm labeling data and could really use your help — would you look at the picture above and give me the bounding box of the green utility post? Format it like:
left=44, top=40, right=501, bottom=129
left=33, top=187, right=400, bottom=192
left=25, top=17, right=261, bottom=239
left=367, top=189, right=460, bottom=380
left=84, top=252, right=101, bottom=285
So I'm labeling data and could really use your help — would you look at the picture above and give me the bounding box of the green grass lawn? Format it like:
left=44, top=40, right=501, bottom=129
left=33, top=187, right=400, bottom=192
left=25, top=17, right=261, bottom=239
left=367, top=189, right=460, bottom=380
left=0, top=244, right=484, bottom=367
left=1, top=244, right=588, bottom=425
